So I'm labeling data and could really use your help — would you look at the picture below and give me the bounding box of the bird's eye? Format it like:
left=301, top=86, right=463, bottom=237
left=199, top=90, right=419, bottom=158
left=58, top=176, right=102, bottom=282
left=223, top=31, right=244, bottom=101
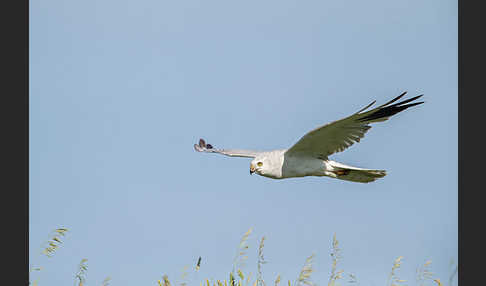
left=257, top=162, right=263, bottom=167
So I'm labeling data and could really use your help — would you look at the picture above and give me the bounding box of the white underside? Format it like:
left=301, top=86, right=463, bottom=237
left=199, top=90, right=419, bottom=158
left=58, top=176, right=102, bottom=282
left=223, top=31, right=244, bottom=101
left=323, top=160, right=387, bottom=183
left=252, top=150, right=386, bottom=183
left=258, top=154, right=386, bottom=183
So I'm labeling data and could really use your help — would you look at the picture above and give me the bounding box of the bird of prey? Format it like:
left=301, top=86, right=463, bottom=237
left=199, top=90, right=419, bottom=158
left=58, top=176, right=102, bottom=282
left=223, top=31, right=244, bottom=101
left=194, top=92, right=423, bottom=183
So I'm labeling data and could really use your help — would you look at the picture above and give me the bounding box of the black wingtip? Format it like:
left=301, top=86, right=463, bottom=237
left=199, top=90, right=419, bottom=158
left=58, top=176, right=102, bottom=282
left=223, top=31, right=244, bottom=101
left=195, top=138, right=214, bottom=151
left=401, top=101, right=425, bottom=108
left=378, top=91, right=408, bottom=108
left=356, top=100, right=377, bottom=114
left=393, top=94, right=424, bottom=107
left=358, top=93, right=424, bottom=122
left=199, top=138, right=206, bottom=148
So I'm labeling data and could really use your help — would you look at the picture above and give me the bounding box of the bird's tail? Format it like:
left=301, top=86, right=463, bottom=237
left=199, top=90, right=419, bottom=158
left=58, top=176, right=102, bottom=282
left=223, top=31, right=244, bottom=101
left=327, top=160, right=386, bottom=183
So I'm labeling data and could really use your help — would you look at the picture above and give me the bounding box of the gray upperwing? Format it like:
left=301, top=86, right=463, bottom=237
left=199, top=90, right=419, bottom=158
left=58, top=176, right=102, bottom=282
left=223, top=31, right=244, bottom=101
left=285, top=92, right=424, bottom=158
left=194, top=138, right=262, bottom=158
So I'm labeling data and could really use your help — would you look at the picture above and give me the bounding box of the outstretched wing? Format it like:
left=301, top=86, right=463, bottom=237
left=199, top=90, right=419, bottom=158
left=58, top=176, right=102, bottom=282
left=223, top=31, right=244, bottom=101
left=285, top=92, right=424, bottom=158
left=194, top=138, right=262, bottom=158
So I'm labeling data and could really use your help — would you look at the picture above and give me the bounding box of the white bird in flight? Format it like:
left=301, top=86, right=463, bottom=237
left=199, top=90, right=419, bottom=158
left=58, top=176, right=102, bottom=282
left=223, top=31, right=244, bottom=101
left=194, top=92, right=424, bottom=183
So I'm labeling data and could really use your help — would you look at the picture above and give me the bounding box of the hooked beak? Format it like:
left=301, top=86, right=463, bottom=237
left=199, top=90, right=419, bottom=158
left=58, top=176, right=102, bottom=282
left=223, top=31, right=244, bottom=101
left=250, top=164, right=256, bottom=175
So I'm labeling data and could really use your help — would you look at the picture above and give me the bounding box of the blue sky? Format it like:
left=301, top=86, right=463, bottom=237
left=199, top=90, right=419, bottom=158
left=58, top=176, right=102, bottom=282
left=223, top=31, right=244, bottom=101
left=30, top=0, right=457, bottom=285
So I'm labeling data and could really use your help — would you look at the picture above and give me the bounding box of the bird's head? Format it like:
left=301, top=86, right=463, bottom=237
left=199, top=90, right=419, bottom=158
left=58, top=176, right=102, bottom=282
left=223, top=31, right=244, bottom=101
left=250, top=157, right=267, bottom=175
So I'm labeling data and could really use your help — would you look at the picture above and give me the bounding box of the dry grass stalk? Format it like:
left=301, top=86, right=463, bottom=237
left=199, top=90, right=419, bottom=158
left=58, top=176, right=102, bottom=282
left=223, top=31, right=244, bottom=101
left=31, top=228, right=68, bottom=285
left=274, top=274, right=281, bottom=286
left=230, top=272, right=237, bottom=286
left=233, top=228, right=253, bottom=274
left=196, top=257, right=202, bottom=272
left=75, top=258, right=88, bottom=286
left=159, top=257, right=201, bottom=286
left=237, top=269, right=245, bottom=281
left=42, top=228, right=68, bottom=257
left=387, top=256, right=406, bottom=286
left=257, top=236, right=267, bottom=286
left=180, top=265, right=190, bottom=286
left=328, top=233, right=343, bottom=286
left=245, top=272, right=253, bottom=286
left=30, top=267, right=42, bottom=272
left=151, top=230, right=453, bottom=286
left=347, top=273, right=357, bottom=284
left=101, top=276, right=111, bottom=286
left=296, top=254, right=315, bottom=286
left=448, top=260, right=457, bottom=286
left=162, top=275, right=172, bottom=286
left=416, top=260, right=434, bottom=286
left=29, top=267, right=42, bottom=286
